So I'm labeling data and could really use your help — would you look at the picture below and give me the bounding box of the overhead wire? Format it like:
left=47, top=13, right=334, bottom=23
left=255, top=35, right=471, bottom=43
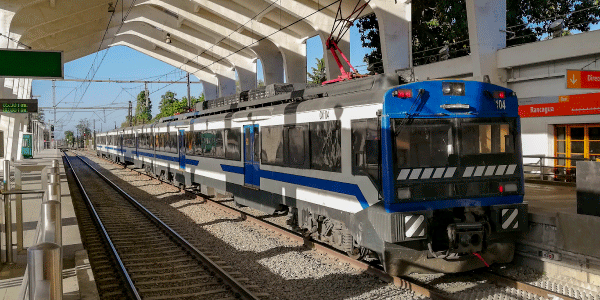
left=65, top=0, right=138, bottom=125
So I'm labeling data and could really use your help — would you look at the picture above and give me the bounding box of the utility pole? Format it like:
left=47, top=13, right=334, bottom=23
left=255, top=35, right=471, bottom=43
left=145, top=82, right=149, bottom=107
left=52, top=80, right=56, bottom=125
left=187, top=72, right=191, bottom=111
left=128, top=100, right=132, bottom=127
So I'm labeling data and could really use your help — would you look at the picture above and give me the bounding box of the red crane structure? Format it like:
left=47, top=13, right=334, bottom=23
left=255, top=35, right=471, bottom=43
left=322, top=0, right=371, bottom=85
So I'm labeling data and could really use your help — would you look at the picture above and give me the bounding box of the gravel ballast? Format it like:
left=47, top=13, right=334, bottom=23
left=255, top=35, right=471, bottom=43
left=79, top=151, right=423, bottom=300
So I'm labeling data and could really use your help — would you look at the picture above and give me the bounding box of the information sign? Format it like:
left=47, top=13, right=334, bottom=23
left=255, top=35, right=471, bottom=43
left=0, top=49, right=63, bottom=79
left=0, top=99, right=38, bottom=113
left=566, top=70, right=600, bottom=89
left=519, top=92, right=600, bottom=118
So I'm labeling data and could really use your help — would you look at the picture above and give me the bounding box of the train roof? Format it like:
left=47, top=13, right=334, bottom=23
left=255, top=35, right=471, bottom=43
left=158, top=73, right=400, bottom=124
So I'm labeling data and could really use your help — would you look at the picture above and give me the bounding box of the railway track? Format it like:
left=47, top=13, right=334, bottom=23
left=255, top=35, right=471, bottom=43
left=83, top=150, right=595, bottom=300
left=63, top=151, right=261, bottom=300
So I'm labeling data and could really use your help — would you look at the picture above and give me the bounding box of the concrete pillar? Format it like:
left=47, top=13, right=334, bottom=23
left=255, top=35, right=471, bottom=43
left=466, top=0, right=507, bottom=86
left=251, top=40, right=284, bottom=85
left=370, top=0, right=412, bottom=73
left=280, top=44, right=306, bottom=84
left=201, top=79, right=219, bottom=101
left=25, top=79, right=32, bottom=99
left=216, top=74, right=236, bottom=97
left=17, top=78, right=25, bottom=99
left=235, top=60, right=257, bottom=91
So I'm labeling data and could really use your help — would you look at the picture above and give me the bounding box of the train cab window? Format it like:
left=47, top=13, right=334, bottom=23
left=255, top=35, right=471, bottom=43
left=287, top=125, right=308, bottom=167
left=261, top=126, right=284, bottom=165
left=225, top=128, right=241, bottom=160
left=461, top=123, right=513, bottom=155
left=352, top=119, right=380, bottom=180
left=310, top=120, right=341, bottom=172
left=394, top=120, right=453, bottom=168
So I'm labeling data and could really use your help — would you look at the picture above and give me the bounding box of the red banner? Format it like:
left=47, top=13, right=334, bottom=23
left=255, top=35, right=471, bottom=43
left=567, top=70, right=600, bottom=89
left=519, top=93, right=600, bottom=118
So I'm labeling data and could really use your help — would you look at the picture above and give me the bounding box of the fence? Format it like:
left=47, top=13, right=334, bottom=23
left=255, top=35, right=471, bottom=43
left=523, top=155, right=594, bottom=182
left=0, top=159, right=63, bottom=300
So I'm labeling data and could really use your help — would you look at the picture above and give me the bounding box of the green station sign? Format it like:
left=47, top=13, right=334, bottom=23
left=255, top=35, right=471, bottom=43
left=0, top=49, right=63, bottom=79
left=0, top=99, right=38, bottom=113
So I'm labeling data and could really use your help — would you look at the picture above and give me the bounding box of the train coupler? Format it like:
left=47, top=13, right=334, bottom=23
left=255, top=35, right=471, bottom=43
left=447, top=222, right=485, bottom=254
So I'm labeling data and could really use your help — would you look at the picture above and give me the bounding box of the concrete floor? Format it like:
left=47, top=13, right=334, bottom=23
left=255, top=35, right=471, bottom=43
left=524, top=182, right=577, bottom=214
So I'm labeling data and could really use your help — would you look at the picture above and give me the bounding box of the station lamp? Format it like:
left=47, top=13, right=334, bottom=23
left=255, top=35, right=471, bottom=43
left=439, top=45, right=449, bottom=61
left=549, top=19, right=564, bottom=38
left=165, top=33, right=172, bottom=44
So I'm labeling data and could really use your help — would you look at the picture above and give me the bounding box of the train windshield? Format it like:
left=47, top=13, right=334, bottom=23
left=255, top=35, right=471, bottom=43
left=394, top=120, right=454, bottom=169
left=461, top=123, right=513, bottom=155
left=393, top=118, right=517, bottom=170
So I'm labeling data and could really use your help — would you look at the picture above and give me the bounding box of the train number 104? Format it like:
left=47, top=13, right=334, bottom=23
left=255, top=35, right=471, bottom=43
left=495, top=99, right=506, bottom=110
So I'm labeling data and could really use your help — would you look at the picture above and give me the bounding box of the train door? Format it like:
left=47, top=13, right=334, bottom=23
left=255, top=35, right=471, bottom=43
left=179, top=129, right=186, bottom=170
left=244, top=124, right=260, bottom=188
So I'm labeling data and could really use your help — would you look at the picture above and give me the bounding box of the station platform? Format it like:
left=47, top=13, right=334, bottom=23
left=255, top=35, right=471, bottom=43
left=521, top=181, right=600, bottom=285
left=0, top=149, right=98, bottom=299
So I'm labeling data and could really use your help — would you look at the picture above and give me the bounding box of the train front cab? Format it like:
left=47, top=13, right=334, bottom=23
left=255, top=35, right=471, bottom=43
left=368, top=80, right=528, bottom=275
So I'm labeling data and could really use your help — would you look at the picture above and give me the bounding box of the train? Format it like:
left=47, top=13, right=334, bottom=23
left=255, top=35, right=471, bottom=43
left=95, top=74, right=527, bottom=276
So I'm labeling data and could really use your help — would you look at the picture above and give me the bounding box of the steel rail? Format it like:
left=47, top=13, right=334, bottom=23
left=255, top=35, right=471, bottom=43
left=482, top=271, right=578, bottom=300
left=73, top=152, right=260, bottom=300
left=62, top=152, right=141, bottom=300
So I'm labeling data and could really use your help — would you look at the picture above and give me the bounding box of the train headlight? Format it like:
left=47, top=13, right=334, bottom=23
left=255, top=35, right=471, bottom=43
left=442, top=82, right=466, bottom=96
left=499, top=182, right=518, bottom=193
left=397, top=187, right=411, bottom=200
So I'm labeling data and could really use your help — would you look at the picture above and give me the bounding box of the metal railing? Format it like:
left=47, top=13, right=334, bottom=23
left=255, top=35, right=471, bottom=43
left=523, top=155, right=594, bottom=182
left=0, top=159, right=64, bottom=300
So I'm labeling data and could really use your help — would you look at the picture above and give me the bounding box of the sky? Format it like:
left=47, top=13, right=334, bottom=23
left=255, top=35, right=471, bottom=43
left=31, top=25, right=371, bottom=139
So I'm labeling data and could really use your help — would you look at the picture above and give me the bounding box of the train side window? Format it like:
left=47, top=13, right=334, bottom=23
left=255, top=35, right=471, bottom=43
left=245, top=127, right=252, bottom=162
left=351, top=119, right=380, bottom=181
left=310, top=120, right=341, bottom=172
left=261, top=126, right=284, bottom=165
left=286, top=125, right=309, bottom=168
left=225, top=128, right=241, bottom=160
left=200, top=130, right=217, bottom=156
left=185, top=131, right=194, bottom=155
left=194, top=132, right=202, bottom=156
left=170, top=133, right=177, bottom=153
left=214, top=130, right=225, bottom=158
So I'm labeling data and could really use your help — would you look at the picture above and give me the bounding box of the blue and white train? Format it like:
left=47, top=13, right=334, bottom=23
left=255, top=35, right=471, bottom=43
left=96, top=74, right=527, bottom=275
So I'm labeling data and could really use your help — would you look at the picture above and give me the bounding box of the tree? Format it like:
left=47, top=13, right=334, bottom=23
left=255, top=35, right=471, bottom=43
left=65, top=130, right=74, bottom=146
left=134, top=90, right=152, bottom=125
left=151, top=91, right=206, bottom=121
left=76, top=119, right=92, bottom=147
left=307, top=58, right=327, bottom=84
left=257, top=79, right=265, bottom=87
left=357, top=0, right=600, bottom=68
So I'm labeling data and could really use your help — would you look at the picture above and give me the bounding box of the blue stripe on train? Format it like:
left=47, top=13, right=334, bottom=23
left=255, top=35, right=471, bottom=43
left=220, top=164, right=370, bottom=209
